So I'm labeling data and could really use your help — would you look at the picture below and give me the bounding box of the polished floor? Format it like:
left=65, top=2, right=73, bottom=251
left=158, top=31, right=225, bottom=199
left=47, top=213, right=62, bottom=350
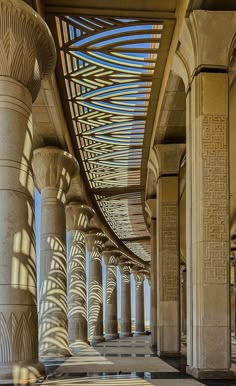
left=38, top=335, right=236, bottom=386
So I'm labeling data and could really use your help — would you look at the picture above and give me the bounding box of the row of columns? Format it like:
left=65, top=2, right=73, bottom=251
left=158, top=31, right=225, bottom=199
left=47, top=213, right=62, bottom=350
left=0, top=3, right=149, bottom=383
left=33, top=147, right=149, bottom=358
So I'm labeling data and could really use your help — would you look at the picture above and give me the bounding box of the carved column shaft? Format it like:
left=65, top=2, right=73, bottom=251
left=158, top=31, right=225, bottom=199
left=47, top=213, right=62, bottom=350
left=0, top=0, right=56, bottom=383
left=154, top=144, right=184, bottom=356
left=150, top=217, right=157, bottom=347
left=104, top=250, right=120, bottom=340
left=33, top=147, right=78, bottom=358
left=186, top=71, right=230, bottom=377
left=87, top=231, right=106, bottom=344
left=134, top=272, right=145, bottom=336
left=66, top=203, right=94, bottom=350
left=119, top=264, right=132, bottom=337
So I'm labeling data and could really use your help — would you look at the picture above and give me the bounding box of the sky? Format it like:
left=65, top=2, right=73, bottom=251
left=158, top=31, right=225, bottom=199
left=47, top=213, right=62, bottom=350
left=35, top=188, right=150, bottom=323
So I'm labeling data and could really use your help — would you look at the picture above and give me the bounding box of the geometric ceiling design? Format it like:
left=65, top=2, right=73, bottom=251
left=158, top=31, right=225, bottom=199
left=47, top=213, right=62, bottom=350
left=55, top=16, right=165, bottom=261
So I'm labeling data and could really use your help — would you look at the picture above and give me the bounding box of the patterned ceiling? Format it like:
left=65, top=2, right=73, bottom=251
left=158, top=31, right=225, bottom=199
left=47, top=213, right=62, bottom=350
left=55, top=16, right=165, bottom=261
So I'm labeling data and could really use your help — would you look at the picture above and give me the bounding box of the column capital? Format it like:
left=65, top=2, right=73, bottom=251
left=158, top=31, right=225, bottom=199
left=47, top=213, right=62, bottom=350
left=66, top=202, right=94, bottom=232
left=176, top=11, right=236, bottom=85
left=133, top=269, right=145, bottom=284
left=86, top=229, right=107, bottom=252
left=33, top=146, right=79, bottom=193
left=0, top=0, right=56, bottom=101
left=153, top=144, right=185, bottom=176
left=103, top=249, right=121, bottom=266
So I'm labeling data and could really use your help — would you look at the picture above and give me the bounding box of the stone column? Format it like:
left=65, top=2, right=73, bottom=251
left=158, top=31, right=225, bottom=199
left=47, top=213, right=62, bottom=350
left=119, top=262, right=132, bottom=338
left=86, top=230, right=107, bottom=345
left=147, top=199, right=157, bottom=347
left=177, top=11, right=236, bottom=378
left=0, top=0, right=56, bottom=383
left=66, top=202, right=94, bottom=352
left=103, top=249, right=120, bottom=340
left=181, top=266, right=187, bottom=335
left=154, top=144, right=185, bottom=356
left=134, top=270, right=145, bottom=336
left=33, top=147, right=78, bottom=358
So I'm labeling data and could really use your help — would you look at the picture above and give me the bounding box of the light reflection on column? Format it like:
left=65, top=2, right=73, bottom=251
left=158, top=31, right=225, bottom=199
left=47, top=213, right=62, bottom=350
left=103, top=249, right=121, bottom=341
left=66, top=202, right=94, bottom=353
left=86, top=230, right=107, bottom=345
left=33, top=147, right=78, bottom=358
left=119, top=259, right=133, bottom=338
left=133, top=269, right=145, bottom=336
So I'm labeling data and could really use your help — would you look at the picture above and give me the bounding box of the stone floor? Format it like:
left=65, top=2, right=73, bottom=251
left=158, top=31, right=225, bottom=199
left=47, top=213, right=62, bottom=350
left=38, top=335, right=236, bottom=386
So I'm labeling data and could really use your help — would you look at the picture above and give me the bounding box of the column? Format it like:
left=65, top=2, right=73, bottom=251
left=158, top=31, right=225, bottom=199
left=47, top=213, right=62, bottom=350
left=103, top=249, right=120, bottom=340
left=181, top=266, right=187, bottom=335
left=134, top=270, right=145, bottom=336
left=155, top=144, right=184, bottom=356
left=178, top=11, right=235, bottom=378
left=86, top=229, right=107, bottom=345
left=147, top=198, right=157, bottom=347
left=119, top=262, right=132, bottom=338
left=0, top=0, right=56, bottom=383
left=66, top=202, right=94, bottom=352
left=33, top=147, right=78, bottom=358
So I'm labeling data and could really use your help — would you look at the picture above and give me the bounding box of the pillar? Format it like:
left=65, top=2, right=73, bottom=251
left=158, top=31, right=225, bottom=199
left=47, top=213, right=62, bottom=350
left=154, top=144, right=185, bottom=356
left=119, top=262, right=132, bottom=338
left=147, top=199, right=157, bottom=347
left=33, top=147, right=78, bottom=358
left=181, top=266, right=187, bottom=335
left=134, top=270, right=145, bottom=336
left=86, top=229, right=107, bottom=345
left=103, top=249, right=120, bottom=340
left=177, top=10, right=236, bottom=378
left=66, top=202, right=94, bottom=352
left=0, top=0, right=56, bottom=383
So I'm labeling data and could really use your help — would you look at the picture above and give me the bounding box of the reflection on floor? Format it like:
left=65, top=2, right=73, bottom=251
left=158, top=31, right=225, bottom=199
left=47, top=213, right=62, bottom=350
left=39, top=335, right=236, bottom=386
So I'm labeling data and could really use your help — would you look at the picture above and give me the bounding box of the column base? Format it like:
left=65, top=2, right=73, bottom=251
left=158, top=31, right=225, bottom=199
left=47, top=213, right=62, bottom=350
left=89, top=336, right=105, bottom=346
left=105, top=333, right=119, bottom=341
left=40, top=346, right=72, bottom=359
left=134, top=331, right=145, bottom=336
left=158, top=351, right=181, bottom=358
left=186, top=366, right=234, bottom=379
left=0, top=360, right=45, bottom=385
left=119, top=332, right=132, bottom=338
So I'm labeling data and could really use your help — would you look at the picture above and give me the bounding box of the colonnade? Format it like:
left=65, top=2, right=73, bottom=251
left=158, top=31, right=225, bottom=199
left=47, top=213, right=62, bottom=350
left=0, top=1, right=150, bottom=383
left=1, top=0, right=236, bottom=383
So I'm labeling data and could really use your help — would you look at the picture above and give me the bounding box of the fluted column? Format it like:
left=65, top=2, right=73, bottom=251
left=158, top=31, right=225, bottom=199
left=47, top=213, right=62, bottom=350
left=86, top=230, right=107, bottom=345
left=119, top=263, right=132, bottom=338
left=33, top=147, right=78, bottom=358
left=0, top=0, right=56, bottom=383
left=103, top=249, right=120, bottom=340
left=66, top=202, right=94, bottom=352
left=134, top=270, right=145, bottom=336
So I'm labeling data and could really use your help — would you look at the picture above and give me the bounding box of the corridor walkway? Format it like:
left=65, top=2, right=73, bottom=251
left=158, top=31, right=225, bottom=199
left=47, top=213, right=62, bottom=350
left=39, top=336, right=236, bottom=386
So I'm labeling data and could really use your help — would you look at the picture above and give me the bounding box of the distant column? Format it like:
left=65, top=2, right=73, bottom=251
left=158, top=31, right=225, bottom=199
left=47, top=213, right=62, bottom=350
left=181, top=266, right=187, bottom=335
left=134, top=270, right=145, bottom=336
left=119, top=262, right=132, bottom=338
left=66, top=202, right=94, bottom=352
left=86, top=230, right=107, bottom=344
left=103, top=249, right=120, bottom=340
left=33, top=147, right=78, bottom=358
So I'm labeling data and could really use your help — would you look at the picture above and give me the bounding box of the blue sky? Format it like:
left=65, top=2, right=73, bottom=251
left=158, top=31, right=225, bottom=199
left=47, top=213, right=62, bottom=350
left=35, top=189, right=150, bottom=322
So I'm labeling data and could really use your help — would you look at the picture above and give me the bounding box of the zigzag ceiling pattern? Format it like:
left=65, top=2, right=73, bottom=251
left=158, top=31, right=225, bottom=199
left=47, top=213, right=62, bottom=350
left=56, top=16, right=164, bottom=261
